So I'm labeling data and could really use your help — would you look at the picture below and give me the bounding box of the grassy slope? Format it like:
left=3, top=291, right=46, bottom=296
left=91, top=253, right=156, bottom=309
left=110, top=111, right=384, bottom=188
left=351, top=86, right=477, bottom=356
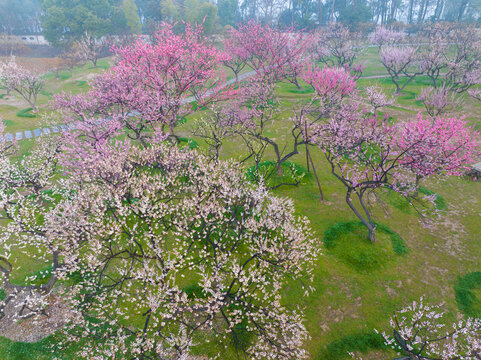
left=1, top=53, right=481, bottom=359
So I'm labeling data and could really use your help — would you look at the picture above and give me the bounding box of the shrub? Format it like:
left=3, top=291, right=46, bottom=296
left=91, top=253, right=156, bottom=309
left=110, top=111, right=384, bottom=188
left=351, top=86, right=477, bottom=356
left=16, top=108, right=36, bottom=118
left=455, top=271, right=481, bottom=317
left=323, top=221, right=408, bottom=272
left=317, top=331, right=387, bottom=360
left=179, top=137, right=198, bottom=149
left=246, top=161, right=308, bottom=188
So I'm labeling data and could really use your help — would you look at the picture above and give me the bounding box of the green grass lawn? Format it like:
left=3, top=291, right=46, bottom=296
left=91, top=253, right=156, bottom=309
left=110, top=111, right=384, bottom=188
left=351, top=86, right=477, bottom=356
left=1, top=52, right=481, bottom=360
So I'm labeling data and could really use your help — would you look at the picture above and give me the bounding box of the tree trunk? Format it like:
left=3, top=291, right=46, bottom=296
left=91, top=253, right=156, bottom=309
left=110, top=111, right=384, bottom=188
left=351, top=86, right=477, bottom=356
left=414, top=174, right=421, bottom=197
left=276, top=161, right=283, bottom=176
left=308, top=149, right=324, bottom=201
left=368, top=226, right=376, bottom=242
left=330, top=0, right=335, bottom=22
left=345, top=190, right=377, bottom=243
left=408, top=0, right=415, bottom=24
left=317, top=0, right=323, bottom=27
left=458, top=0, right=468, bottom=21
left=434, top=0, right=444, bottom=20
left=417, top=0, right=426, bottom=23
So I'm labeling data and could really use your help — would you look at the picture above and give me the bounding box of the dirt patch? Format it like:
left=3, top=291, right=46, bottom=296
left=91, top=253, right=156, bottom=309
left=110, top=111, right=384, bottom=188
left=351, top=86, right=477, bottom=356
left=0, top=288, right=74, bottom=343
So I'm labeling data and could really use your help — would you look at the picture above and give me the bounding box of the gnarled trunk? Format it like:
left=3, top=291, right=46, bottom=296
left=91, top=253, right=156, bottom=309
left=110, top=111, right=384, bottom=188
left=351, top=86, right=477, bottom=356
left=345, top=189, right=377, bottom=243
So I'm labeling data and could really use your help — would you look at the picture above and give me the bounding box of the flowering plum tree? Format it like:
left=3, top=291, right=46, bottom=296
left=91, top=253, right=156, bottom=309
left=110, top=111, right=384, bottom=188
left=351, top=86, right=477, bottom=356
left=55, top=23, right=228, bottom=142
left=193, top=100, right=247, bottom=162
left=74, top=32, right=105, bottom=68
left=218, top=66, right=357, bottom=186
left=359, top=85, right=395, bottom=114
left=0, top=134, right=62, bottom=322
left=420, top=23, right=481, bottom=92
left=302, top=65, right=357, bottom=112
left=312, top=109, right=479, bottom=242
left=311, top=23, right=365, bottom=79
left=0, top=59, right=44, bottom=110
left=419, top=23, right=451, bottom=89
left=226, top=21, right=310, bottom=87
left=443, top=24, right=481, bottom=93
left=417, top=86, right=464, bottom=117
left=222, top=29, right=250, bottom=84
left=378, top=297, right=481, bottom=359
left=369, top=27, right=406, bottom=49
left=394, top=113, right=479, bottom=191
left=379, top=46, right=423, bottom=94
left=52, top=141, right=319, bottom=359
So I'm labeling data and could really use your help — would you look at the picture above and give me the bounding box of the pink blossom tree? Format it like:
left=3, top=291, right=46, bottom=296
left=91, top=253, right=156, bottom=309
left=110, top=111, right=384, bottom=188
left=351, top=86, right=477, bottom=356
left=417, top=86, right=464, bottom=117
left=311, top=108, right=479, bottom=242
left=420, top=23, right=481, bottom=92
left=378, top=297, right=481, bottom=359
left=394, top=113, right=480, bottom=192
left=221, top=66, right=356, bottom=188
left=302, top=65, right=357, bottom=111
left=55, top=23, right=229, bottom=142
left=0, top=59, right=44, bottom=110
left=369, top=27, right=406, bottom=49
left=443, top=24, right=481, bottom=93
left=311, top=23, right=365, bottom=79
left=221, top=28, right=251, bottom=84
left=419, top=23, right=451, bottom=89
left=193, top=100, right=247, bottom=162
left=359, top=85, right=395, bottom=114
left=224, top=76, right=304, bottom=180
left=74, top=31, right=106, bottom=68
left=379, top=46, right=424, bottom=94
left=227, top=21, right=311, bottom=87
left=51, top=140, right=319, bottom=359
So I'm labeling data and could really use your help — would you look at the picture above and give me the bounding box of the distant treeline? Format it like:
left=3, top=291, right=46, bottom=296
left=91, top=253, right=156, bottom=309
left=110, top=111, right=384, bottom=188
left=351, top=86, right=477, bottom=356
left=1, top=0, right=481, bottom=46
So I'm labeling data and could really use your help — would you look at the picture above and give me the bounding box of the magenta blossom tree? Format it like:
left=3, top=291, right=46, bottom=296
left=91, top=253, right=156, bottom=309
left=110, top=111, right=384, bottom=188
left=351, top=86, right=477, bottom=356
left=302, top=65, right=357, bottom=111
left=394, top=112, right=480, bottom=190
left=222, top=28, right=251, bottom=84
left=51, top=141, right=319, bottom=359
left=55, top=22, right=229, bottom=142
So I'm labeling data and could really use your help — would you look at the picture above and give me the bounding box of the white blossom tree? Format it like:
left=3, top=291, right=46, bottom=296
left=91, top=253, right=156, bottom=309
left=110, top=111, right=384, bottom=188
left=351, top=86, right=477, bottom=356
left=0, top=59, right=44, bottom=110
left=75, top=32, right=106, bottom=68
left=44, top=133, right=320, bottom=359
left=0, top=133, right=62, bottom=323
left=378, top=297, right=481, bottom=359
